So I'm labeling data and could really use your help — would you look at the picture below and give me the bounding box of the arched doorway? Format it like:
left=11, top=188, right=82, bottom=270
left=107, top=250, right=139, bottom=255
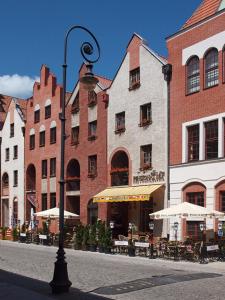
left=26, top=164, right=36, bottom=222
left=110, top=150, right=130, bottom=236
left=183, top=182, right=206, bottom=241
left=87, top=199, right=98, bottom=225
left=1, top=173, right=9, bottom=227
left=66, top=159, right=80, bottom=215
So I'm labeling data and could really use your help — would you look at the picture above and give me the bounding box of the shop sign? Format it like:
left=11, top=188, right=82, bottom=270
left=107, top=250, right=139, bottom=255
left=114, top=241, right=128, bottom=246
left=39, top=234, right=47, bottom=240
left=134, top=242, right=149, bottom=248
left=206, top=245, right=219, bottom=251
left=133, top=170, right=165, bottom=184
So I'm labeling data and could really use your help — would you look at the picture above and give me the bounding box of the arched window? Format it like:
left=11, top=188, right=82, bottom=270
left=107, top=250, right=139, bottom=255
left=186, top=56, right=200, bottom=94
left=111, top=150, right=129, bottom=186
left=204, top=48, right=219, bottom=88
left=87, top=199, right=98, bottom=225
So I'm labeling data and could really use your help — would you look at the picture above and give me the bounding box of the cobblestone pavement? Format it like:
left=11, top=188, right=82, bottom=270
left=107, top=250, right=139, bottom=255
left=1, top=240, right=225, bottom=299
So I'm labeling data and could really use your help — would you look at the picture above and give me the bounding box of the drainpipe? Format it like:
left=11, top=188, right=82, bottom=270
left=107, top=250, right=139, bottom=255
left=162, top=63, right=172, bottom=239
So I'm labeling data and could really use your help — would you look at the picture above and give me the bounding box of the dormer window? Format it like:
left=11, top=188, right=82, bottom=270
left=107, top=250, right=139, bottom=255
left=71, top=92, right=79, bottom=113
left=88, top=91, right=97, bottom=107
left=129, top=67, right=140, bottom=90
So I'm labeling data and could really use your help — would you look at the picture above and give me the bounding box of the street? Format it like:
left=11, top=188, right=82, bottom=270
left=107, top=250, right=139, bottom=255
left=0, top=240, right=225, bottom=299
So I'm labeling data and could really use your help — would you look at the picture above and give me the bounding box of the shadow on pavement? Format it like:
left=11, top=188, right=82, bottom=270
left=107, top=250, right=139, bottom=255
left=0, top=269, right=112, bottom=300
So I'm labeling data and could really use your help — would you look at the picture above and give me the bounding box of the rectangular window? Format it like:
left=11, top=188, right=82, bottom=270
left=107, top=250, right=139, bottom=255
left=140, top=144, right=152, bottom=170
left=13, top=145, right=18, bottom=159
left=34, top=110, right=40, bottom=123
left=88, top=121, right=97, bottom=140
left=140, top=103, right=152, bottom=126
left=13, top=170, right=18, bottom=187
left=10, top=123, right=14, bottom=137
left=88, top=155, right=97, bottom=177
left=30, top=134, right=35, bottom=150
left=50, top=127, right=56, bottom=144
left=39, top=131, right=45, bottom=147
left=50, top=158, right=56, bottom=177
left=129, top=67, right=140, bottom=90
left=88, top=91, right=97, bottom=107
left=71, top=126, right=79, bottom=145
left=188, top=125, right=199, bottom=162
left=186, top=192, right=204, bottom=207
left=220, top=192, right=225, bottom=212
left=5, top=148, right=9, bottom=161
left=45, top=105, right=51, bottom=119
left=42, top=160, right=47, bottom=178
left=42, top=194, right=47, bottom=211
left=205, top=120, right=218, bottom=159
left=50, top=193, right=56, bottom=208
left=115, top=112, right=125, bottom=133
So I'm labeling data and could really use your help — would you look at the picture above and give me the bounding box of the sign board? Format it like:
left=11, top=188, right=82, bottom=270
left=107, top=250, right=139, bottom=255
left=134, top=242, right=149, bottom=248
left=207, top=245, right=219, bottom=252
left=114, top=241, right=128, bottom=246
left=39, top=234, right=47, bottom=240
left=218, top=229, right=223, bottom=237
left=20, top=233, right=26, bottom=237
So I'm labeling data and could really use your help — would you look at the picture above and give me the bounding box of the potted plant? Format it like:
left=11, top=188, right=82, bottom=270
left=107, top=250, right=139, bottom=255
left=82, top=225, right=89, bottom=251
left=12, top=227, right=18, bottom=241
left=74, top=224, right=84, bottom=250
left=103, top=226, right=112, bottom=254
left=88, top=224, right=97, bottom=252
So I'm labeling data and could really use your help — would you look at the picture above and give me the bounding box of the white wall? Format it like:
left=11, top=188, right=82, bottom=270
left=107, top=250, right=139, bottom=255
left=1, top=100, right=25, bottom=227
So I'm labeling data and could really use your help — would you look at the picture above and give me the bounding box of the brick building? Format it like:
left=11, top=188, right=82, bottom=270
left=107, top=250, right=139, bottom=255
left=65, top=64, right=111, bottom=224
left=167, top=0, right=225, bottom=240
left=94, top=34, right=168, bottom=237
left=24, top=65, right=63, bottom=227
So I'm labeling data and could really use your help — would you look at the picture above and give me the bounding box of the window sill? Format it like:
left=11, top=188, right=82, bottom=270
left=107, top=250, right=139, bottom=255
left=45, top=116, right=51, bottom=119
left=42, top=176, right=47, bottom=179
left=29, top=147, right=35, bottom=150
left=13, top=185, right=18, bottom=187
left=71, top=107, right=79, bottom=114
left=50, top=175, right=56, bottom=178
left=88, top=135, right=97, bottom=141
left=88, top=101, right=97, bottom=108
left=39, top=144, right=45, bottom=147
left=88, top=173, right=97, bottom=178
left=203, top=83, right=219, bottom=91
left=139, top=120, right=152, bottom=127
left=185, top=89, right=200, bottom=97
left=71, top=141, right=79, bottom=146
left=13, top=157, right=18, bottom=160
left=139, top=165, right=152, bottom=172
left=50, top=141, right=56, bottom=144
left=115, top=128, right=126, bottom=134
left=34, top=120, right=40, bottom=124
left=128, top=82, right=141, bottom=91
left=5, top=159, right=9, bottom=162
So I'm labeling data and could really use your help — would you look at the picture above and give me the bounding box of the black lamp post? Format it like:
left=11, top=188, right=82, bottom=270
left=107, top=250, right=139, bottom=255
left=174, top=221, right=179, bottom=261
left=49, top=25, right=100, bottom=294
left=199, top=222, right=207, bottom=264
left=149, top=221, right=154, bottom=259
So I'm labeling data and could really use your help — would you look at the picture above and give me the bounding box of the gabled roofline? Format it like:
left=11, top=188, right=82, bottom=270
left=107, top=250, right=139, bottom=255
left=166, top=8, right=225, bottom=41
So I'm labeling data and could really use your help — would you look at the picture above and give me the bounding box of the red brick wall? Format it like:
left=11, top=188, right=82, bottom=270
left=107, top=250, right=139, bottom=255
left=65, top=64, right=108, bottom=224
left=25, top=65, right=62, bottom=220
left=167, top=13, right=225, bottom=165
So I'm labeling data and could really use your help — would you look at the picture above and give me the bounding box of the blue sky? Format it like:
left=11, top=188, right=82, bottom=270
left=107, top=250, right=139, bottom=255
left=0, top=0, right=201, bottom=98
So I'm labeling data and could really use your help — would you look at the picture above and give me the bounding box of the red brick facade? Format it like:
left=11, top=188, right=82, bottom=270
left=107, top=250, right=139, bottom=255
left=24, top=65, right=63, bottom=222
left=65, top=64, right=111, bottom=224
left=167, top=12, right=225, bottom=165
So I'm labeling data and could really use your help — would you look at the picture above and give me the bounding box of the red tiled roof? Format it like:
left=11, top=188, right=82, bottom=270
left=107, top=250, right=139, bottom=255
left=0, top=94, right=12, bottom=130
left=182, top=0, right=222, bottom=29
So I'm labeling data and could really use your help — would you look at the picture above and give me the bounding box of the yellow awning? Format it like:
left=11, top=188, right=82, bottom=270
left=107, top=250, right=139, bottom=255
left=93, top=184, right=162, bottom=203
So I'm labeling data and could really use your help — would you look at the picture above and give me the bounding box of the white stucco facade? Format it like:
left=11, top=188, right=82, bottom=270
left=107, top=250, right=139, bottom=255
left=107, top=37, right=168, bottom=237
left=1, top=99, right=25, bottom=227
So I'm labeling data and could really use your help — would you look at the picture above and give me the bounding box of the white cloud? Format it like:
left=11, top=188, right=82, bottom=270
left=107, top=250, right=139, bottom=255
left=0, top=74, right=40, bottom=98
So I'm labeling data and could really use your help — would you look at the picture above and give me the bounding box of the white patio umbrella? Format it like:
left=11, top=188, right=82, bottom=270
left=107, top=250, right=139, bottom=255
left=34, top=207, right=79, bottom=219
left=149, top=202, right=224, bottom=219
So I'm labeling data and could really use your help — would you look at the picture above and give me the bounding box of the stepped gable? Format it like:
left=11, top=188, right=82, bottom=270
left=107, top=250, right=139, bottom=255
left=182, top=0, right=222, bottom=29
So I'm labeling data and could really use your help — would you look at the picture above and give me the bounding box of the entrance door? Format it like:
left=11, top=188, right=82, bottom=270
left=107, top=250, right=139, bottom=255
left=2, top=199, right=9, bottom=227
left=110, top=203, right=128, bottom=237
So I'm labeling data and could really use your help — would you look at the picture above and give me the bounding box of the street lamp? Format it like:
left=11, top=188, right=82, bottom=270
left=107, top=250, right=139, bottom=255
left=149, top=221, right=154, bottom=259
left=173, top=221, right=179, bottom=261
left=199, top=222, right=207, bottom=264
left=49, top=25, right=100, bottom=294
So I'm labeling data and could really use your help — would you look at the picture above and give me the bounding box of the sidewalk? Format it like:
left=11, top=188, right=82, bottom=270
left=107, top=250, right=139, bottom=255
left=0, top=269, right=111, bottom=300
